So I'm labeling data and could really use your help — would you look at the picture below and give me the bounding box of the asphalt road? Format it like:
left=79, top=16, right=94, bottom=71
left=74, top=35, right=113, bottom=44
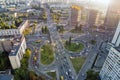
left=45, top=6, right=77, bottom=80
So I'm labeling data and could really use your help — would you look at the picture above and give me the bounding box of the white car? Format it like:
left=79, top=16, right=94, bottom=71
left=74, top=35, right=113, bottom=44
left=35, top=66, right=37, bottom=69
left=66, top=72, right=68, bottom=75
left=82, top=74, right=84, bottom=76
left=69, top=69, right=71, bottom=72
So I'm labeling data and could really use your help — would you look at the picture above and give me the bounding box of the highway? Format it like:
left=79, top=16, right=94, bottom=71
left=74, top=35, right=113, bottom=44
left=76, top=46, right=98, bottom=80
left=45, top=5, right=77, bottom=80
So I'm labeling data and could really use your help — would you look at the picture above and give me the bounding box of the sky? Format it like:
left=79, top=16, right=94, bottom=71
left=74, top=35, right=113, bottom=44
left=76, top=0, right=111, bottom=6
left=91, top=0, right=111, bottom=5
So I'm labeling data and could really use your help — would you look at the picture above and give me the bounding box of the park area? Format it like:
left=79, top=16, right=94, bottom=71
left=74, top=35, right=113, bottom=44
left=40, top=44, right=54, bottom=65
left=70, top=57, right=86, bottom=74
left=65, top=42, right=84, bottom=52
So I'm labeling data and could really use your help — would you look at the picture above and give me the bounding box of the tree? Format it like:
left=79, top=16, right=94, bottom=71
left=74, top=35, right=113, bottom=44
left=41, top=26, right=44, bottom=33
left=15, top=18, right=23, bottom=27
left=29, top=71, right=45, bottom=80
left=41, top=26, right=48, bottom=34
left=60, top=26, right=64, bottom=33
left=65, top=40, right=69, bottom=46
left=78, top=24, right=82, bottom=31
left=14, top=48, right=31, bottom=80
left=86, top=69, right=99, bottom=80
left=11, top=24, right=16, bottom=29
left=44, top=26, right=48, bottom=33
left=68, top=36, right=72, bottom=46
left=75, top=24, right=78, bottom=30
left=5, top=24, right=10, bottom=29
left=29, top=71, right=37, bottom=80
left=25, top=49, right=31, bottom=58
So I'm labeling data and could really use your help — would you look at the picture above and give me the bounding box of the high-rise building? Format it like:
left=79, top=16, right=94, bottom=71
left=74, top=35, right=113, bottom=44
left=70, top=5, right=81, bottom=27
left=87, top=9, right=99, bottom=27
left=99, top=47, right=120, bottom=80
left=41, top=0, right=69, bottom=3
left=99, top=21, right=120, bottom=80
left=112, top=21, right=120, bottom=46
left=104, top=0, right=120, bottom=29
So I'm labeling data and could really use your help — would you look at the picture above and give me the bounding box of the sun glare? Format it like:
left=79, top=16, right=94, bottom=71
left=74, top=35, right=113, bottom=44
left=92, top=0, right=111, bottom=5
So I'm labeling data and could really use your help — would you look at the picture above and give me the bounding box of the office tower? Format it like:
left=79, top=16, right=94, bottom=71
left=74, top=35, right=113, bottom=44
left=99, top=47, right=120, bottom=80
left=104, top=0, right=120, bottom=29
left=87, top=9, right=99, bottom=27
left=41, top=0, right=69, bottom=3
left=99, top=21, right=120, bottom=80
left=70, top=5, right=81, bottom=27
left=112, top=21, right=120, bottom=46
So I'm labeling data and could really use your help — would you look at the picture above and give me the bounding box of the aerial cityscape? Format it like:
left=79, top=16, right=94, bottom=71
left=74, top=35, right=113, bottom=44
left=0, top=0, right=120, bottom=80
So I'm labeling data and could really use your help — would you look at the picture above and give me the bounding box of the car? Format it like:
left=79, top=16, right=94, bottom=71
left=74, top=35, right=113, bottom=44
left=71, top=76, right=74, bottom=79
left=86, top=49, right=89, bottom=52
left=82, top=74, right=85, bottom=76
left=42, top=37, right=45, bottom=39
left=35, top=66, right=37, bottom=69
left=66, top=72, right=68, bottom=75
left=64, top=58, right=66, bottom=62
left=69, top=69, right=71, bottom=72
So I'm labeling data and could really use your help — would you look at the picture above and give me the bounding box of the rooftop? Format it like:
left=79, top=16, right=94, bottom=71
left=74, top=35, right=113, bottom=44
left=0, top=74, right=13, bottom=80
left=9, top=35, right=24, bottom=56
left=0, top=34, right=24, bottom=56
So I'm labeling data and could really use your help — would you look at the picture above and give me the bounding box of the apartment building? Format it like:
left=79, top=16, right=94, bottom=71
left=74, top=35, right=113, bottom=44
left=8, top=35, right=27, bottom=69
left=0, top=20, right=29, bottom=36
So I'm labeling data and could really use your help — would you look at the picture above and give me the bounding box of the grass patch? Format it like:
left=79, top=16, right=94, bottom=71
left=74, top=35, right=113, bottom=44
left=65, top=43, right=84, bottom=52
left=47, top=72, right=56, bottom=80
left=41, top=44, right=54, bottom=65
left=70, top=29, right=83, bottom=33
left=70, top=57, right=86, bottom=74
